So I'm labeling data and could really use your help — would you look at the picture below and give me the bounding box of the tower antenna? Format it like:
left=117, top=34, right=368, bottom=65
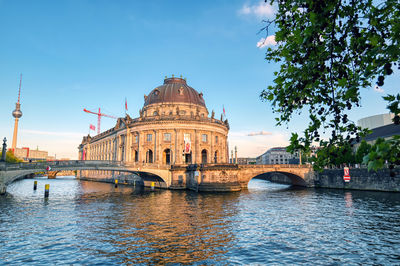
left=17, top=73, right=22, bottom=103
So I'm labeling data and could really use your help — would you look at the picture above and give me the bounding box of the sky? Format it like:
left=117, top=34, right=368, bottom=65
left=0, top=0, right=398, bottom=159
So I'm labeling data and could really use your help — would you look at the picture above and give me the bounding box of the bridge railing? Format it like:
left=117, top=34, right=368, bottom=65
left=0, top=160, right=125, bottom=171
left=239, top=164, right=312, bottom=169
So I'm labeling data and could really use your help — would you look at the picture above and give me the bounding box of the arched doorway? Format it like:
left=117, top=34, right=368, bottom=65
left=146, top=149, right=153, bottom=163
left=134, top=150, right=138, bottom=162
left=163, top=149, right=171, bottom=165
left=201, top=149, right=207, bottom=164
left=214, top=151, right=218, bottom=163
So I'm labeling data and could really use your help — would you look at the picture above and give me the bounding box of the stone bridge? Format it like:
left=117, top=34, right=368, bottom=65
left=0, top=160, right=171, bottom=194
left=187, top=163, right=314, bottom=191
left=0, top=160, right=314, bottom=194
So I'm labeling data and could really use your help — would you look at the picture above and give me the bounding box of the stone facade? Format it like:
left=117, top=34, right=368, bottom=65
left=78, top=77, right=230, bottom=180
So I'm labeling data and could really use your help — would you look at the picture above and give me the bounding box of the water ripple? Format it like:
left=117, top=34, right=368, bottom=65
left=1, top=178, right=400, bottom=264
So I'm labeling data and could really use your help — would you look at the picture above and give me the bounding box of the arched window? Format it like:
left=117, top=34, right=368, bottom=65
left=146, top=149, right=153, bottom=163
left=134, top=150, right=138, bottom=162
left=201, top=149, right=207, bottom=164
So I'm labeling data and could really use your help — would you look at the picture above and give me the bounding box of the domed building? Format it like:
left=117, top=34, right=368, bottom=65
left=78, top=76, right=230, bottom=168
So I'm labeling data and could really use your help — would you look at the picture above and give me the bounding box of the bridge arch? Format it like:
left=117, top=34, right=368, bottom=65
left=238, top=165, right=312, bottom=189
left=249, top=171, right=307, bottom=187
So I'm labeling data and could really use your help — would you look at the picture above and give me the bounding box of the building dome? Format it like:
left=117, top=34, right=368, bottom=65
left=144, top=77, right=206, bottom=107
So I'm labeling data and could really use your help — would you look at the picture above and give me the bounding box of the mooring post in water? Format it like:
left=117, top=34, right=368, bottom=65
left=151, top=182, right=155, bottom=190
left=44, top=184, right=50, bottom=198
left=115, top=179, right=118, bottom=188
left=33, top=181, right=37, bottom=190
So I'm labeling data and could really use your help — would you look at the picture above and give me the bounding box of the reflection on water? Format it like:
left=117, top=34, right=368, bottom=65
left=1, top=177, right=400, bottom=264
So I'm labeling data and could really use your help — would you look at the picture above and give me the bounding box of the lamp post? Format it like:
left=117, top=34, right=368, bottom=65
left=1, top=138, right=7, bottom=162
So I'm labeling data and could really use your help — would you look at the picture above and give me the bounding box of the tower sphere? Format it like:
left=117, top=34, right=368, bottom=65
left=12, top=109, right=22, bottom=118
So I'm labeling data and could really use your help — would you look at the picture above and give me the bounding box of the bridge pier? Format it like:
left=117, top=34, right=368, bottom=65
left=0, top=182, right=6, bottom=195
left=47, top=171, right=57, bottom=179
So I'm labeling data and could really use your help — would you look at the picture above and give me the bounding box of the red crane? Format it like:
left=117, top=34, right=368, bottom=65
left=83, top=107, right=117, bottom=135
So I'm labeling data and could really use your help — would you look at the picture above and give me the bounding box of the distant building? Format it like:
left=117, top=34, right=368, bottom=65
left=357, top=113, right=394, bottom=129
left=256, top=147, right=299, bottom=165
left=237, top=157, right=256, bottom=165
left=13, top=147, right=50, bottom=162
left=354, top=113, right=400, bottom=149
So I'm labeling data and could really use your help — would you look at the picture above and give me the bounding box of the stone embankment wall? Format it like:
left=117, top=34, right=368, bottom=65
left=313, top=168, right=400, bottom=192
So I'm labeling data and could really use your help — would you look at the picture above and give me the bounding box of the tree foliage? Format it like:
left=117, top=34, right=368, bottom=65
left=260, top=0, right=400, bottom=170
left=0, top=151, right=23, bottom=163
left=310, top=141, right=355, bottom=171
left=363, top=136, right=400, bottom=171
left=355, top=140, right=371, bottom=164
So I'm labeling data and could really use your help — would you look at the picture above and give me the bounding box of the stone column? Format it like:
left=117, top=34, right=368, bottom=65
left=176, top=130, right=182, bottom=164
left=226, top=138, right=229, bottom=163
left=137, top=132, right=140, bottom=163
left=153, top=130, right=157, bottom=163
left=194, top=129, right=197, bottom=164
left=158, top=130, right=163, bottom=164
left=174, top=129, right=177, bottom=164
left=210, top=131, right=213, bottom=164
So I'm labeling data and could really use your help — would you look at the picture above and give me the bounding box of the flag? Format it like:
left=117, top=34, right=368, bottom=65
left=90, top=124, right=95, bottom=131
left=184, top=134, right=191, bottom=153
left=125, top=98, right=128, bottom=111
left=223, top=105, right=226, bottom=117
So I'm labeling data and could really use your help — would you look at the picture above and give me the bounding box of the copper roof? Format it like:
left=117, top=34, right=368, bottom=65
left=144, top=77, right=206, bottom=107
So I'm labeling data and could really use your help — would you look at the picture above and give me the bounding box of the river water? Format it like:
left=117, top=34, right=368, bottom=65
left=1, top=176, right=400, bottom=265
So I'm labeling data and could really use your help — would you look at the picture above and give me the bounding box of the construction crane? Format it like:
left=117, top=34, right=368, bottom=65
left=83, top=107, right=117, bottom=135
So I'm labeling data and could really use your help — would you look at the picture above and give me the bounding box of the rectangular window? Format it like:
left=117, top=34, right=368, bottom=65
left=146, top=134, right=152, bottom=142
left=134, top=135, right=138, bottom=143
left=215, top=136, right=218, bottom=143
left=164, top=133, right=171, bottom=142
left=202, top=134, right=208, bottom=142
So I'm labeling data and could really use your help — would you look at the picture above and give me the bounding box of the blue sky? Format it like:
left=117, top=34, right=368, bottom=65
left=0, top=0, right=397, bottom=159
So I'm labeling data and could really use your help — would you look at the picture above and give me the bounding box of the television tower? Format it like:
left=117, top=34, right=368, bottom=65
left=11, top=74, right=23, bottom=151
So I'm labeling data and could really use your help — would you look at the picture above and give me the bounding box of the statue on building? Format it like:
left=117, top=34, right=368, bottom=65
left=211, top=110, right=215, bottom=119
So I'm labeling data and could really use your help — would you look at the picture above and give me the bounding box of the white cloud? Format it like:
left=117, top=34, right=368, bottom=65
left=240, top=5, right=252, bottom=15
left=247, top=130, right=272, bottom=136
left=374, top=85, right=384, bottom=93
left=239, top=2, right=275, bottom=19
left=257, top=35, right=277, bottom=48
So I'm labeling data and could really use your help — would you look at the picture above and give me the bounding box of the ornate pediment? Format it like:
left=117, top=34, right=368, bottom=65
left=114, top=118, right=126, bottom=130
